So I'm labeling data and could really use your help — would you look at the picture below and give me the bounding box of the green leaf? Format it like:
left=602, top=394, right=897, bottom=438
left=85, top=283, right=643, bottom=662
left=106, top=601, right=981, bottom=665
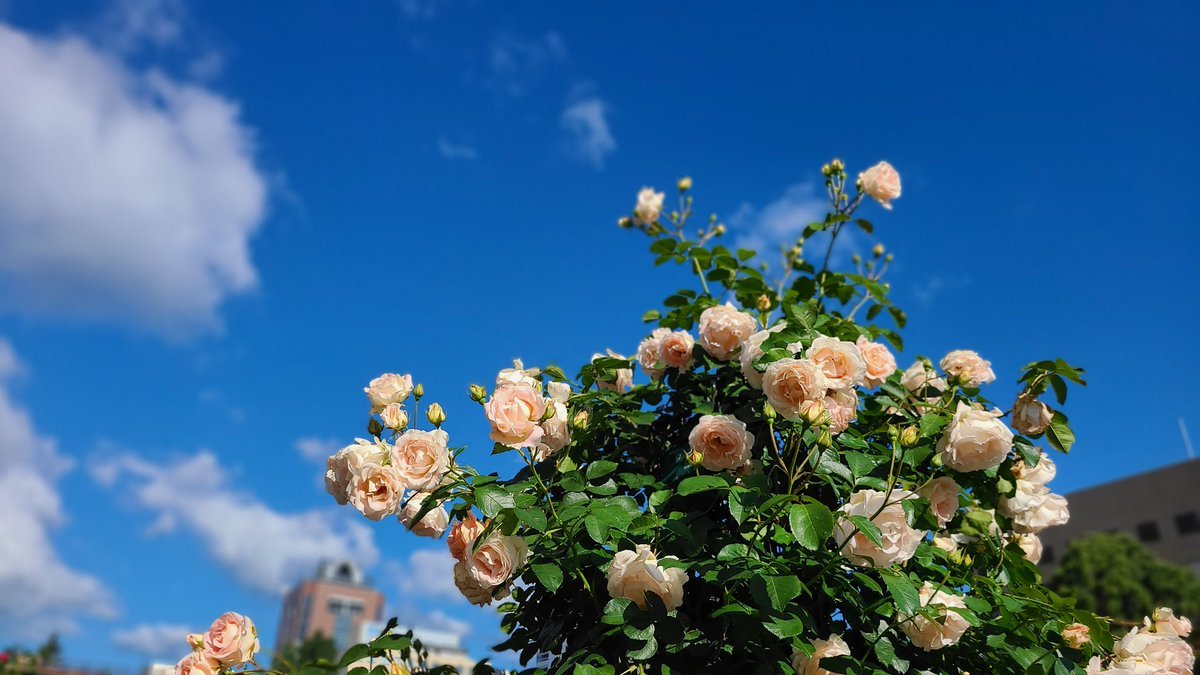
left=717, top=543, right=752, bottom=561
left=474, top=484, right=515, bottom=518
left=586, top=460, right=618, bottom=480
left=515, top=507, right=547, bottom=532
left=642, top=309, right=661, bottom=323
left=881, top=571, right=920, bottom=616
left=750, top=575, right=803, bottom=612
left=1046, top=411, right=1075, bottom=453
left=789, top=502, right=834, bottom=550
left=676, top=475, right=728, bottom=496
left=337, top=644, right=371, bottom=668
left=531, top=563, right=563, bottom=592
left=849, top=515, right=883, bottom=548
left=764, top=616, right=807, bottom=638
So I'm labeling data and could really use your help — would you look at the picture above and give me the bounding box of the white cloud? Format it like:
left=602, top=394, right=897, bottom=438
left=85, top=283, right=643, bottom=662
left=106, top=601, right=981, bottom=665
left=94, top=451, right=378, bottom=595
left=560, top=97, right=616, bottom=170
left=730, top=183, right=856, bottom=271
left=390, top=548, right=460, bottom=601
left=420, top=610, right=470, bottom=638
left=397, top=0, right=447, bottom=19
left=112, top=623, right=194, bottom=658
left=486, top=31, right=567, bottom=98
left=295, top=436, right=340, bottom=462
left=100, top=0, right=185, bottom=52
left=0, top=23, right=268, bottom=338
left=436, top=137, right=478, bottom=161
left=0, top=339, right=114, bottom=640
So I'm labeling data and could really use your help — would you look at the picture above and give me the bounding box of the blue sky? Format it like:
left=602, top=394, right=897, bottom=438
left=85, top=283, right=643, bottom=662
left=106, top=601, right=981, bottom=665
left=0, top=0, right=1197, bottom=670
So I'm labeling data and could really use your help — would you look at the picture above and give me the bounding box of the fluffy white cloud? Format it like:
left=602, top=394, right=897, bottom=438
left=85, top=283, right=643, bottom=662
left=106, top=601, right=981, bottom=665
left=94, top=451, right=378, bottom=595
left=112, top=623, right=193, bottom=658
left=485, top=31, right=567, bottom=98
left=0, top=22, right=268, bottom=337
left=295, top=436, right=341, bottom=463
left=0, top=340, right=114, bottom=640
left=730, top=183, right=856, bottom=270
left=390, top=548, right=460, bottom=601
left=560, top=97, right=616, bottom=169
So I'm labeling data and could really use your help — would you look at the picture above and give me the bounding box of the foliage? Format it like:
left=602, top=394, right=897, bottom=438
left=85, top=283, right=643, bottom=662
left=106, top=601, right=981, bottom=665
left=272, top=633, right=337, bottom=673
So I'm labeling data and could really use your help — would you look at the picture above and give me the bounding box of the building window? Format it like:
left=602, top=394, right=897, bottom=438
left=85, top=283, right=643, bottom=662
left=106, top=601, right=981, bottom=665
left=1136, top=521, right=1161, bottom=543
left=1176, top=512, right=1200, bottom=535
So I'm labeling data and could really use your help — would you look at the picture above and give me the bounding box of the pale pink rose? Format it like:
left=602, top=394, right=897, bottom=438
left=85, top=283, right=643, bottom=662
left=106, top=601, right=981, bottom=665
left=806, top=336, right=867, bottom=389
left=379, top=402, right=409, bottom=430
left=939, top=350, right=996, bottom=387
left=1063, top=623, right=1092, bottom=649
left=485, top=383, right=546, bottom=449
left=931, top=535, right=958, bottom=554
left=763, top=358, right=828, bottom=420
left=637, top=328, right=671, bottom=380
left=1012, top=492, right=1070, bottom=533
left=447, top=513, right=486, bottom=562
left=325, top=440, right=386, bottom=505
left=348, top=461, right=405, bottom=520
left=688, top=414, right=754, bottom=472
left=899, top=583, right=970, bottom=651
left=1012, top=395, right=1054, bottom=436
left=1014, top=533, right=1043, bottom=563
left=201, top=612, right=259, bottom=667
left=835, top=489, right=924, bottom=567
left=740, top=324, right=785, bottom=389
left=999, top=479, right=1050, bottom=518
left=466, top=532, right=528, bottom=588
left=606, top=544, right=688, bottom=611
left=453, top=559, right=495, bottom=606
left=823, top=387, right=859, bottom=434
left=391, top=428, right=450, bottom=491
left=634, top=187, right=665, bottom=225
left=398, top=493, right=449, bottom=538
left=937, top=402, right=1013, bottom=472
left=592, top=352, right=633, bottom=393
left=659, top=330, right=696, bottom=370
left=900, top=360, right=946, bottom=395
left=1012, top=450, right=1057, bottom=486
left=1114, top=626, right=1194, bottom=674
left=364, top=373, right=413, bottom=412
left=496, top=359, right=540, bottom=389
left=1154, top=608, right=1193, bottom=638
left=858, top=161, right=902, bottom=210
left=175, top=652, right=219, bottom=675
left=791, top=634, right=851, bottom=675
left=546, top=381, right=571, bottom=404
left=697, top=303, right=758, bottom=361
left=534, top=399, right=571, bottom=461
left=856, top=336, right=897, bottom=389
left=919, top=477, right=960, bottom=528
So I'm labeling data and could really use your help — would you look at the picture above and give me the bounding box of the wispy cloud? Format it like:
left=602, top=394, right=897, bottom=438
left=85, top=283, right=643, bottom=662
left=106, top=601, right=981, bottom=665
left=98, top=0, right=185, bottom=53
left=485, top=31, right=567, bottom=98
left=437, top=136, right=478, bottom=161
left=295, top=436, right=341, bottom=462
left=729, top=183, right=858, bottom=270
left=560, top=96, right=616, bottom=170
left=112, top=623, right=194, bottom=659
left=397, top=0, right=447, bottom=20
left=389, top=548, right=460, bottom=602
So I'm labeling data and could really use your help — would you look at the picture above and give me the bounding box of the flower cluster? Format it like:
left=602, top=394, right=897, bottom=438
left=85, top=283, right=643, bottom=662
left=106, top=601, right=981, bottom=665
left=174, top=613, right=259, bottom=675
left=1087, top=608, right=1193, bottom=674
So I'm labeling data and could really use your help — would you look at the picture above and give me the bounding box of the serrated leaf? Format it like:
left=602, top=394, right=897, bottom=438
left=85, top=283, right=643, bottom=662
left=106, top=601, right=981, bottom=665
left=789, top=502, right=834, bottom=550
left=881, top=571, right=920, bottom=615
left=750, top=575, right=803, bottom=612
left=515, top=507, right=547, bottom=532
left=849, top=515, right=884, bottom=548
left=474, top=484, right=515, bottom=518
left=1046, top=411, right=1075, bottom=453
left=676, top=475, right=728, bottom=495
left=531, top=563, right=563, bottom=592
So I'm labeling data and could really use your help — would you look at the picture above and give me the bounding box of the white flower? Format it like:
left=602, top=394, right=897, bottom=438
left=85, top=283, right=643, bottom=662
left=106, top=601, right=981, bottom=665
left=858, top=161, right=901, bottom=210
left=1012, top=449, right=1057, bottom=486
left=1011, top=492, right=1070, bottom=533
left=606, top=544, right=687, bottom=611
left=791, top=634, right=851, bottom=675
left=398, top=493, right=449, bottom=538
left=834, top=489, right=924, bottom=567
left=899, top=582, right=970, bottom=651
left=937, top=402, right=1013, bottom=472
left=364, top=373, right=414, bottom=412
left=740, top=324, right=785, bottom=389
left=633, top=187, right=665, bottom=225
left=380, top=402, right=408, bottom=430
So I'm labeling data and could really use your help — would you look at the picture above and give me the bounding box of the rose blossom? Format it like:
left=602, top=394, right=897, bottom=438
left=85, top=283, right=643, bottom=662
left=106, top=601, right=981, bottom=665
left=606, top=544, right=688, bottom=611
left=398, top=493, right=449, bottom=538
left=858, top=161, right=902, bottom=210
left=364, top=373, right=413, bottom=412
left=931, top=535, right=958, bottom=554
left=939, top=350, right=996, bottom=387
left=201, top=612, right=259, bottom=667
left=348, top=461, right=405, bottom=520
left=1012, top=394, right=1054, bottom=436
left=899, top=583, right=970, bottom=651
left=453, top=560, right=495, bottom=606
left=379, top=402, right=408, bottom=430
left=855, top=336, right=897, bottom=389
left=697, top=303, right=757, bottom=361
left=919, top=476, right=960, bottom=528
left=592, top=352, right=633, bottom=393
left=740, top=324, right=785, bottom=389
left=659, top=330, right=696, bottom=370
left=834, top=489, right=924, bottom=567
left=1012, top=450, right=1057, bottom=486
left=1012, top=492, right=1070, bottom=533
left=637, top=328, right=671, bottom=380
left=447, top=513, right=487, bottom=561
left=1113, top=625, right=1194, bottom=673
left=391, top=428, right=451, bottom=491
left=823, top=387, right=859, bottom=434
left=1062, top=623, right=1092, bottom=649
left=1014, top=532, right=1043, bottom=563
left=999, top=479, right=1050, bottom=518
left=634, top=187, right=665, bottom=226
left=900, top=360, right=947, bottom=396
left=937, top=402, right=1013, bottom=472
left=688, top=414, right=754, bottom=472
left=496, top=359, right=540, bottom=389
left=805, top=336, right=867, bottom=389
left=466, top=532, right=528, bottom=588
left=175, top=653, right=219, bottom=675
left=791, top=634, right=851, bottom=675
left=535, top=399, right=571, bottom=461
left=763, top=358, right=828, bottom=420
left=325, top=440, right=386, bottom=505
left=485, top=382, right=546, bottom=449
left=1154, top=608, right=1193, bottom=638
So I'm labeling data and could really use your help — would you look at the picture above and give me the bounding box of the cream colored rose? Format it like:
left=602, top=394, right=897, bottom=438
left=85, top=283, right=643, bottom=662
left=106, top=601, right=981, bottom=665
left=931, top=535, right=958, bottom=554
left=856, top=336, right=897, bottom=389
left=1012, top=492, right=1070, bottom=533
left=858, top=161, right=901, bottom=210
left=919, top=477, right=960, bottom=528
left=447, top=513, right=486, bottom=562
left=637, top=328, right=671, bottom=380
left=740, top=324, right=785, bottom=389
left=485, top=383, right=546, bottom=449
left=453, top=559, right=494, bottom=606
left=900, top=361, right=945, bottom=394
left=1114, top=626, right=1194, bottom=673
left=806, top=336, right=867, bottom=389
left=688, top=414, right=754, bottom=472
left=1154, top=608, right=1193, bottom=638
left=697, top=303, right=757, bottom=361
left=546, top=381, right=571, bottom=404
left=201, top=612, right=259, bottom=667
left=379, top=402, right=408, bottom=430
left=1014, top=532, right=1043, bottom=563
left=823, top=387, right=859, bottom=434
left=496, top=359, right=540, bottom=389
left=1012, top=394, right=1054, bottom=436
left=899, top=583, right=969, bottom=651
left=466, top=532, right=528, bottom=588
left=1062, top=623, right=1091, bottom=649
left=398, top=493, right=449, bottom=538
left=325, top=440, right=385, bottom=505
left=175, top=652, right=219, bottom=675
left=364, top=373, right=413, bottom=412
left=937, top=402, right=1013, bottom=472
left=999, top=479, right=1050, bottom=518
left=763, top=358, right=828, bottom=420
left=348, top=461, right=405, bottom=520
left=534, top=400, right=571, bottom=462
left=1012, top=450, right=1057, bottom=486
left=634, top=187, right=665, bottom=225
left=939, top=350, right=996, bottom=387
left=391, top=428, right=450, bottom=491
left=659, top=330, right=695, bottom=370
left=791, top=633, right=851, bottom=675
left=835, top=489, right=924, bottom=567
left=606, top=544, right=687, bottom=611
left=592, top=352, right=633, bottom=393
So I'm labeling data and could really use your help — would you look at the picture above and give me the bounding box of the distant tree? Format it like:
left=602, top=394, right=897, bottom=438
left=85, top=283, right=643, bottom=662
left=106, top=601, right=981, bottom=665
left=271, top=632, right=337, bottom=673
left=1049, top=532, right=1200, bottom=626
left=35, top=635, right=61, bottom=667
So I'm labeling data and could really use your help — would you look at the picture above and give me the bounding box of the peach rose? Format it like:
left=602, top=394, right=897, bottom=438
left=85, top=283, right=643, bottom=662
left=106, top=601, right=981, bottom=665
left=999, top=479, right=1050, bottom=518
left=698, top=303, right=757, bottom=361
left=1113, top=626, right=1194, bottom=673
left=391, top=428, right=450, bottom=491
left=919, top=477, right=960, bottom=528
left=364, top=373, right=413, bottom=412
left=634, top=187, right=665, bottom=225
left=858, top=161, right=901, bottom=210
left=1154, top=608, right=1193, bottom=638
left=931, top=535, right=959, bottom=554
left=466, top=532, right=528, bottom=588
left=937, top=402, right=1013, bottom=472
left=175, top=652, right=219, bottom=675
left=485, top=383, right=546, bottom=449
left=325, top=440, right=386, bottom=505
left=592, top=352, right=633, bottom=393
left=806, top=336, right=867, bottom=389
left=856, top=336, right=897, bottom=389
left=535, top=399, right=571, bottom=461
left=740, top=324, right=785, bottom=389
left=201, top=612, right=259, bottom=667
left=1012, top=394, right=1054, bottom=437
left=606, top=544, right=687, bottom=611
left=835, top=489, right=924, bottom=567
left=447, top=513, right=487, bottom=562
left=791, top=634, right=851, bottom=675
left=688, top=414, right=754, bottom=472
left=1012, top=450, right=1057, bottom=486
left=379, top=402, right=408, bottom=430
left=763, top=358, right=828, bottom=420
left=939, top=350, right=996, bottom=387
left=900, top=361, right=947, bottom=396
left=637, top=328, right=671, bottom=380
left=1011, top=492, right=1070, bottom=533
left=496, top=359, right=540, bottom=389
left=659, top=330, right=696, bottom=370
left=823, top=387, right=859, bottom=434
left=453, top=559, right=495, bottom=606
left=1014, top=532, right=1043, bottom=563
left=1062, top=623, right=1092, bottom=649
left=899, top=582, right=970, bottom=651
left=348, top=461, right=405, bottom=520
left=398, top=493, right=449, bottom=538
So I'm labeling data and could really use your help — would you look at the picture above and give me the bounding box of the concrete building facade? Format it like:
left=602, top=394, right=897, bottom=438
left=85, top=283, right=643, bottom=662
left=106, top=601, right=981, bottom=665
left=275, top=561, right=385, bottom=653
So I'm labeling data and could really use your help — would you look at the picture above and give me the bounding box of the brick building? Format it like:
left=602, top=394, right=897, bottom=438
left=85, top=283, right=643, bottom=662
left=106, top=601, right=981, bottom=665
left=275, top=561, right=384, bottom=653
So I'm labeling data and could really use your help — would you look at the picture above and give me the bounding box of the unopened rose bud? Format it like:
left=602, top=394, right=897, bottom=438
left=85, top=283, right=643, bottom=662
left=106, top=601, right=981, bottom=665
left=1061, top=623, right=1091, bottom=649
left=817, top=429, right=833, bottom=448
left=677, top=176, right=692, bottom=192
left=821, top=164, right=832, bottom=177
left=687, top=448, right=705, bottom=467
left=414, top=383, right=425, bottom=400
left=540, top=404, right=557, bottom=422
left=872, top=243, right=885, bottom=257
left=831, top=158, right=844, bottom=172
left=756, top=294, right=772, bottom=311
left=885, top=253, right=894, bottom=263
left=570, top=410, right=590, bottom=430
left=426, top=402, right=446, bottom=427
left=381, top=402, right=409, bottom=430
left=851, top=254, right=862, bottom=265
left=468, top=384, right=487, bottom=402
left=800, top=399, right=826, bottom=426
left=949, top=549, right=973, bottom=566
left=762, top=401, right=777, bottom=422
left=900, top=426, right=919, bottom=447
left=790, top=244, right=803, bottom=258
left=931, top=452, right=944, bottom=468
left=618, top=217, right=633, bottom=229
left=713, top=224, right=726, bottom=236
